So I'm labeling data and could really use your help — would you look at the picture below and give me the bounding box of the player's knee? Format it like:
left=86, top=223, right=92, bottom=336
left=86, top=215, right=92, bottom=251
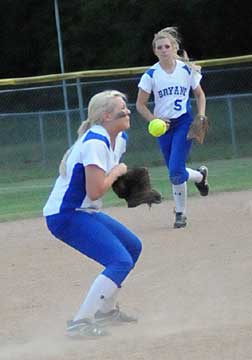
left=132, top=238, right=142, bottom=264
left=169, top=170, right=187, bottom=185
left=121, top=257, right=134, bottom=273
left=115, top=252, right=135, bottom=273
left=136, top=238, right=142, bottom=256
left=104, top=256, right=134, bottom=285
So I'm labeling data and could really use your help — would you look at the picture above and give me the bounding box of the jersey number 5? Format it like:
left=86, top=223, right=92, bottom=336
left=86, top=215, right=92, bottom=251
left=174, top=99, right=182, bottom=111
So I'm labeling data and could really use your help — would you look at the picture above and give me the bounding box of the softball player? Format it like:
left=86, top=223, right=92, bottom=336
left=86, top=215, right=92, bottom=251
left=43, top=90, right=142, bottom=337
left=136, top=27, right=209, bottom=228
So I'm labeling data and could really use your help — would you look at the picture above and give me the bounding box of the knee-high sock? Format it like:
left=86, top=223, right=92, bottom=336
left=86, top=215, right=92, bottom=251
left=186, top=168, right=203, bottom=183
left=99, top=288, right=120, bottom=313
left=172, top=182, right=187, bottom=214
left=73, top=274, right=118, bottom=322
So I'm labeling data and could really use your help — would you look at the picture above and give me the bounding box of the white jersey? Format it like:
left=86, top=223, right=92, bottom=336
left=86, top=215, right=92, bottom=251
left=138, top=60, right=202, bottom=119
left=43, top=125, right=127, bottom=216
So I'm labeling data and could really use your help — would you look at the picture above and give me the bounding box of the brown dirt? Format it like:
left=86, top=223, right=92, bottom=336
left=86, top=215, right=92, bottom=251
left=1, top=190, right=252, bottom=360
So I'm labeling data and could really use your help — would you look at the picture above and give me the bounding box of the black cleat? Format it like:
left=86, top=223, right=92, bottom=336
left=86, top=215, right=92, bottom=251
left=195, top=166, right=209, bottom=196
left=174, top=212, right=187, bottom=228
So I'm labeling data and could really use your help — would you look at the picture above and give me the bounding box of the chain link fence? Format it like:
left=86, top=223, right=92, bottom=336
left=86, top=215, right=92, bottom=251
left=1, top=63, right=252, bottom=183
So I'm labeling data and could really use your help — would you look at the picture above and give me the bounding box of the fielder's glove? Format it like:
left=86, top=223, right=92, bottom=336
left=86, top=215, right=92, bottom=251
left=187, top=114, right=209, bottom=144
left=112, top=167, right=162, bottom=208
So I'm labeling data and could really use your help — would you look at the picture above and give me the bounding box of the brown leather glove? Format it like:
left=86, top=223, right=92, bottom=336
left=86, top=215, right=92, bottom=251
left=187, top=114, right=209, bottom=144
left=112, top=167, right=162, bottom=208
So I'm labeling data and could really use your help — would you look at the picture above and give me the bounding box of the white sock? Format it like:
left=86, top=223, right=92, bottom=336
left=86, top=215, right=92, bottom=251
left=186, top=168, right=203, bottom=183
left=172, top=182, right=187, bottom=214
left=99, top=288, right=120, bottom=313
left=73, top=274, right=118, bottom=322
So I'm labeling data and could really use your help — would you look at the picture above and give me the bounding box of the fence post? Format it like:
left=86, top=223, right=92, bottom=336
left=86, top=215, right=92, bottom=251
left=62, top=81, right=72, bottom=147
left=76, top=78, right=85, bottom=122
left=38, top=112, right=46, bottom=166
left=227, top=97, right=238, bottom=157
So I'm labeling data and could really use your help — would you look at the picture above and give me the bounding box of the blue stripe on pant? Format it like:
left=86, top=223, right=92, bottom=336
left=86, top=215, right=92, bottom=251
left=46, top=210, right=142, bottom=287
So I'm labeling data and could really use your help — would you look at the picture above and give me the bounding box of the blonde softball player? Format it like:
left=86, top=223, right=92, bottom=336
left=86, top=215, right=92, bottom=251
left=136, top=27, right=209, bottom=228
left=43, top=90, right=142, bottom=337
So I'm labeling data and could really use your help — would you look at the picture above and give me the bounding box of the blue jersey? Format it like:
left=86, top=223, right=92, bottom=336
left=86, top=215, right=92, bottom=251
left=138, top=60, right=202, bottom=119
left=43, top=125, right=127, bottom=216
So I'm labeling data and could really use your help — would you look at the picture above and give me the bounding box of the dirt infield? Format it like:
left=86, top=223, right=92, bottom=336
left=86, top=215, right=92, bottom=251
left=1, top=190, right=252, bottom=360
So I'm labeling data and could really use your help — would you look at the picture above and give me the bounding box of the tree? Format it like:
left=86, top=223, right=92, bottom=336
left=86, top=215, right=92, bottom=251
left=0, top=0, right=251, bottom=77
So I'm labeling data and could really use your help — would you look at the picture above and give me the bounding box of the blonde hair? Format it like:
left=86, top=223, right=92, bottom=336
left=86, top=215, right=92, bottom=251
left=77, top=90, right=127, bottom=137
left=59, top=90, right=127, bottom=177
left=152, top=26, right=181, bottom=54
left=152, top=26, right=201, bottom=72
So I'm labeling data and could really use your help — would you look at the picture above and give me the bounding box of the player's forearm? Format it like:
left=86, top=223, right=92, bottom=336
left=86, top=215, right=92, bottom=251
left=195, top=92, right=206, bottom=116
left=86, top=164, right=127, bottom=200
left=136, top=103, right=154, bottom=122
left=103, top=163, right=128, bottom=192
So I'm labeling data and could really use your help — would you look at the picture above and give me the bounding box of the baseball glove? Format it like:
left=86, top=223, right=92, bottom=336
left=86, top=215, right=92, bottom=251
left=112, top=167, right=162, bottom=208
left=187, top=114, right=209, bottom=144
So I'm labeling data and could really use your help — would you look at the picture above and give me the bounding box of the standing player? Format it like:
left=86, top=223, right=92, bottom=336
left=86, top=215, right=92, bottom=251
left=136, top=27, right=209, bottom=228
left=43, top=90, right=142, bottom=337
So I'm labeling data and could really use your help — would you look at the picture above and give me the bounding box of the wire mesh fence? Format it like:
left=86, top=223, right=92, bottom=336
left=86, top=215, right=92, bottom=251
left=0, top=63, right=252, bottom=184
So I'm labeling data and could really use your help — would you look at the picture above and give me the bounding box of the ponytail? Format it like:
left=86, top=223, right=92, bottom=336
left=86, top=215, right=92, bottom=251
left=59, top=147, right=73, bottom=177
left=58, top=89, right=126, bottom=177
left=77, top=118, right=92, bottom=137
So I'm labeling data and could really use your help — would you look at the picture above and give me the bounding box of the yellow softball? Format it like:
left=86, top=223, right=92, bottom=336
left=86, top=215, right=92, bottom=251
left=148, top=119, right=167, bottom=137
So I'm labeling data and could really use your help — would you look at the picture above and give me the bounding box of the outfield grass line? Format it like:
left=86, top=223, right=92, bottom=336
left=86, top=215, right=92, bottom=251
left=0, top=184, right=52, bottom=193
left=0, top=158, right=251, bottom=222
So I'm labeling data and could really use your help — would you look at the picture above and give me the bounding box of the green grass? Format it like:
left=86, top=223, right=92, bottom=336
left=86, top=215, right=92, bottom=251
left=0, top=157, right=251, bottom=222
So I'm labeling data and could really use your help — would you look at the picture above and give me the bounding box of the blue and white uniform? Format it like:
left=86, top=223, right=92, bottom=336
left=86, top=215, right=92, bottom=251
left=138, top=60, right=202, bottom=184
left=44, top=124, right=142, bottom=286
left=43, top=125, right=127, bottom=215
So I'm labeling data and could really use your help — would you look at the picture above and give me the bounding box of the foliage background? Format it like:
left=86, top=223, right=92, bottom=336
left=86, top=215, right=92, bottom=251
left=0, top=0, right=251, bottom=78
